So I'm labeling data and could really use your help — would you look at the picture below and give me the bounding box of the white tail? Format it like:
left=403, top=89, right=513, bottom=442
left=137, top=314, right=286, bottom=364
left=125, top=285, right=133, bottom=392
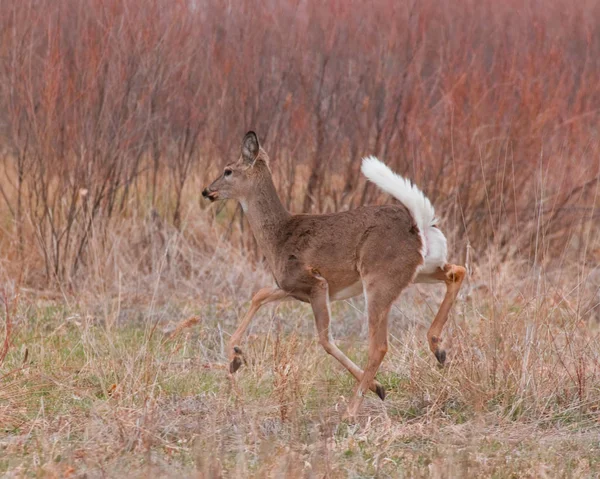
left=361, top=156, right=447, bottom=274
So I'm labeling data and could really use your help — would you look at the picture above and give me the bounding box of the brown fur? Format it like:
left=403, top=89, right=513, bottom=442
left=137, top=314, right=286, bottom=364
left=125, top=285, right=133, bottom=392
left=202, top=132, right=466, bottom=418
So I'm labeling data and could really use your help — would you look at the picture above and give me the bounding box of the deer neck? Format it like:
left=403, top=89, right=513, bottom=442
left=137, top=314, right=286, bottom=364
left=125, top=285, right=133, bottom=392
left=241, top=170, right=290, bottom=267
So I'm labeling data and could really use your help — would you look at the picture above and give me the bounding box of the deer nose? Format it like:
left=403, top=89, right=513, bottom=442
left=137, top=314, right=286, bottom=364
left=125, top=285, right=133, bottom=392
left=202, top=188, right=218, bottom=201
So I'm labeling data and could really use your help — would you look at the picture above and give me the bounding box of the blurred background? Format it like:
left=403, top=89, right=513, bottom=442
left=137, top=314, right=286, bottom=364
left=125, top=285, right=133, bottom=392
left=0, top=0, right=599, bottom=289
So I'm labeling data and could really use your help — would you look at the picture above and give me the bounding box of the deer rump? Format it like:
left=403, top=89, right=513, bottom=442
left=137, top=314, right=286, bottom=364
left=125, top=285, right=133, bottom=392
left=361, top=156, right=448, bottom=276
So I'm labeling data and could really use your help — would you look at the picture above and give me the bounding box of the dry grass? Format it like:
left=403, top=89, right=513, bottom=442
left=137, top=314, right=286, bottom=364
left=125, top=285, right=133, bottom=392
left=1, top=210, right=599, bottom=477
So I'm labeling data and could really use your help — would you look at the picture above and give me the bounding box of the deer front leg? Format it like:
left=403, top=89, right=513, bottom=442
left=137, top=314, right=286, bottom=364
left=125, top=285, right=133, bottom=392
left=425, top=264, right=466, bottom=365
left=228, top=287, right=289, bottom=373
left=309, top=273, right=386, bottom=401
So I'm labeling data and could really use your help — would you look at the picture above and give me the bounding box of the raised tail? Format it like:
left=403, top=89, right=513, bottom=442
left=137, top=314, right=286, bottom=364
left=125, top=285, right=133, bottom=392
left=361, top=156, right=447, bottom=274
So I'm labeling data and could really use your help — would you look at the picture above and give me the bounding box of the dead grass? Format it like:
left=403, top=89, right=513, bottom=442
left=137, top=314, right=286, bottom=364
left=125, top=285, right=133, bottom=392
left=1, top=237, right=600, bottom=477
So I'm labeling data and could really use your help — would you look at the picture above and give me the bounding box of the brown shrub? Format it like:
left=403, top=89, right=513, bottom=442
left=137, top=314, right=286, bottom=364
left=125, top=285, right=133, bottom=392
left=0, top=0, right=598, bottom=288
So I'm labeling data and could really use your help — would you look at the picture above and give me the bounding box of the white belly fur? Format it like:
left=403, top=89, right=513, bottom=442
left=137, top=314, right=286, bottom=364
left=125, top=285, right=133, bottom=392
left=330, top=281, right=364, bottom=301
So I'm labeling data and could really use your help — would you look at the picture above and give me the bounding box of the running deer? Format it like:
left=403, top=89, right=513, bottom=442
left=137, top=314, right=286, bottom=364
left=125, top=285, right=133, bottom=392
left=202, top=132, right=466, bottom=417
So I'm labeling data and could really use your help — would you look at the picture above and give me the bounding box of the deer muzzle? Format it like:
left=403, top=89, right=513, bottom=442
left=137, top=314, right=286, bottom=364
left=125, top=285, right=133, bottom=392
left=202, top=188, right=219, bottom=201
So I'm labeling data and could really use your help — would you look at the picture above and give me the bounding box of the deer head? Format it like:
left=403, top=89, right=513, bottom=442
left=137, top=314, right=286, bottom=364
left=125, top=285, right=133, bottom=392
left=202, top=131, right=269, bottom=203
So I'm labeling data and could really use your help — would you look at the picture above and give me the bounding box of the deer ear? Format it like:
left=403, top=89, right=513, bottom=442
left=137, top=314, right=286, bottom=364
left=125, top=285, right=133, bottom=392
left=241, top=131, right=260, bottom=165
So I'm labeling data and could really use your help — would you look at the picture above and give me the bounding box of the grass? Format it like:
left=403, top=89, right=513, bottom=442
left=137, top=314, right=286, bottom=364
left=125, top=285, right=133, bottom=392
left=1, top=1, right=600, bottom=475
left=1, top=258, right=600, bottom=477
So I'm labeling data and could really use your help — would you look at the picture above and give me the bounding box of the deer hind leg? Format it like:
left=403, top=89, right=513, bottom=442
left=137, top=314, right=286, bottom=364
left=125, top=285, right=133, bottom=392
left=345, top=283, right=399, bottom=419
left=309, top=272, right=386, bottom=400
left=228, top=287, right=289, bottom=373
left=424, top=264, right=466, bottom=365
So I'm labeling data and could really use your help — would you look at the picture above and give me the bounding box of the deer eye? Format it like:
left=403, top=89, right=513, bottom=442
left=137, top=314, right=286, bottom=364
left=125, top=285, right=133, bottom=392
left=224, top=169, right=232, bottom=177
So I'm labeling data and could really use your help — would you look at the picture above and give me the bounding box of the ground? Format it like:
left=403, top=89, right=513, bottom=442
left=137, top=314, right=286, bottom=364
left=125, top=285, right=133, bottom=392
left=1, top=262, right=599, bottom=478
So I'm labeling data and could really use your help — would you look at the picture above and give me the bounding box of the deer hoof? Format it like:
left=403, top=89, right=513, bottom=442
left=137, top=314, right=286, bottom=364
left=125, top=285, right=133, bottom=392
left=375, top=383, right=386, bottom=401
left=434, top=349, right=447, bottom=366
left=229, top=357, right=243, bottom=374
left=229, top=346, right=246, bottom=373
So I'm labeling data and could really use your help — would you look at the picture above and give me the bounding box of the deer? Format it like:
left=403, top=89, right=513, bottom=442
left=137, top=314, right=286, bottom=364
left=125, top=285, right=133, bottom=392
left=202, top=131, right=466, bottom=418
